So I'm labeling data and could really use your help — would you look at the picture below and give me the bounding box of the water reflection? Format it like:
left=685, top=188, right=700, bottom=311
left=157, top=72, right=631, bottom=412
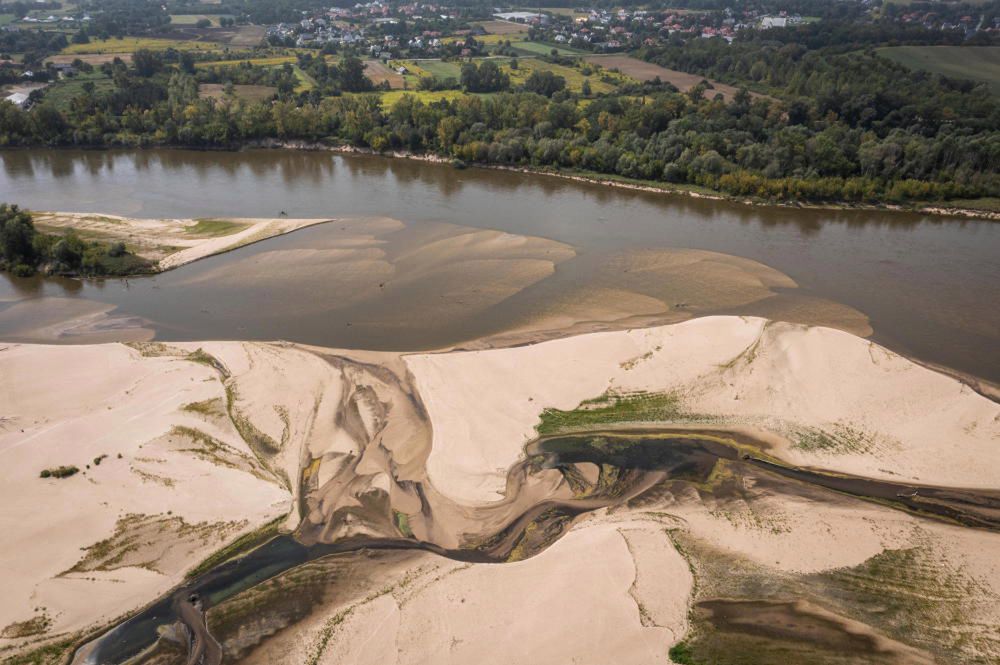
left=1, top=148, right=998, bottom=382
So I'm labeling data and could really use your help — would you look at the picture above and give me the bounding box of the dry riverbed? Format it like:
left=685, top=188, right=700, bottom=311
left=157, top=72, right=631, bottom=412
left=2, top=317, right=998, bottom=665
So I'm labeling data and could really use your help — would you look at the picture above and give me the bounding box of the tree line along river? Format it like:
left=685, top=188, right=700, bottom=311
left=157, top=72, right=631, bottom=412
left=1, top=148, right=998, bottom=384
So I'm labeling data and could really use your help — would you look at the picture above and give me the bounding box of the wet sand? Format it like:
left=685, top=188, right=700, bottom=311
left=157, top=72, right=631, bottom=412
left=0, top=217, right=871, bottom=356
left=3, top=148, right=998, bottom=383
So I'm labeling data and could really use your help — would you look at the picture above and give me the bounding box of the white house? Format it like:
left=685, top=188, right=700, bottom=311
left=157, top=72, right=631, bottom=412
left=4, top=92, right=30, bottom=109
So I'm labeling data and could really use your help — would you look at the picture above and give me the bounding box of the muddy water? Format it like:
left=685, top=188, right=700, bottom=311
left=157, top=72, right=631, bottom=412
left=76, top=431, right=1000, bottom=665
left=2, top=149, right=999, bottom=382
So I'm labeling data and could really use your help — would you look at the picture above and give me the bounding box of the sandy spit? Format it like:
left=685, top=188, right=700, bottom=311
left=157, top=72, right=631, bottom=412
left=32, top=211, right=340, bottom=271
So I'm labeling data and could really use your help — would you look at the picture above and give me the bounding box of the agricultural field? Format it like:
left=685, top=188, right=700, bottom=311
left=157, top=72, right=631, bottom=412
left=291, top=65, right=316, bottom=92
left=199, top=83, right=277, bottom=102
left=197, top=55, right=298, bottom=68
left=876, top=46, right=1000, bottom=95
left=36, top=72, right=115, bottom=111
left=217, top=25, right=266, bottom=47
left=510, top=40, right=585, bottom=57
left=0, top=14, right=16, bottom=26
left=61, top=37, right=220, bottom=55
left=47, top=53, right=126, bottom=66
left=443, top=33, right=510, bottom=46
left=377, top=89, right=466, bottom=106
left=537, top=7, right=591, bottom=17
left=473, top=20, right=531, bottom=35
left=413, top=59, right=462, bottom=80
left=169, top=14, right=230, bottom=27
left=582, top=54, right=762, bottom=102
left=363, top=59, right=405, bottom=89
left=196, top=54, right=319, bottom=93
left=151, top=24, right=265, bottom=47
left=505, top=57, right=627, bottom=94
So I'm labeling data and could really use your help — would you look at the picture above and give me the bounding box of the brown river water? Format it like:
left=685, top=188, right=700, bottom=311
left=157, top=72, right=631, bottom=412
left=1, top=148, right=998, bottom=382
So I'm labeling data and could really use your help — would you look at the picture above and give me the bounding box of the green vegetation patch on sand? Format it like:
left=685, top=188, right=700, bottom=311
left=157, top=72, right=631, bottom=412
left=536, top=391, right=687, bottom=435
left=39, top=465, right=79, bottom=479
left=876, top=46, right=1000, bottom=95
left=186, top=515, right=284, bottom=579
left=940, top=197, right=1000, bottom=212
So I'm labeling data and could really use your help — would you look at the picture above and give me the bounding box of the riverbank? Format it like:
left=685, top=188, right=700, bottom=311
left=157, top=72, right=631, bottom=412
left=248, top=140, right=1000, bottom=222
left=4, top=317, right=999, bottom=664
left=7, top=142, right=995, bottom=221
left=31, top=212, right=340, bottom=272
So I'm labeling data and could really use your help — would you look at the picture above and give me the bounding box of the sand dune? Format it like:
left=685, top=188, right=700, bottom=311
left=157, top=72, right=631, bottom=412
left=406, top=317, right=998, bottom=504
left=0, top=342, right=291, bottom=645
left=3, top=317, right=998, bottom=664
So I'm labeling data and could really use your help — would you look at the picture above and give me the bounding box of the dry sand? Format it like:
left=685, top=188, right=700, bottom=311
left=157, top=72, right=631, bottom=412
left=3, top=316, right=998, bottom=663
left=0, top=342, right=290, bottom=647
left=405, top=317, right=998, bottom=504
left=310, top=520, right=685, bottom=665
left=32, top=211, right=337, bottom=270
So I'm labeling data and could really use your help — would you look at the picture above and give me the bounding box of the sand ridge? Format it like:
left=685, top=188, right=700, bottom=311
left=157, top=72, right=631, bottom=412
left=32, top=211, right=343, bottom=270
left=4, top=317, right=999, bottom=664
left=405, top=317, right=999, bottom=504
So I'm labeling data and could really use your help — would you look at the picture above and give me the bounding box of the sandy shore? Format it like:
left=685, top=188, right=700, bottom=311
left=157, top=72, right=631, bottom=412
left=2, top=215, right=874, bottom=354
left=32, top=211, right=338, bottom=271
left=0, top=342, right=291, bottom=652
left=3, top=318, right=998, bottom=663
left=406, top=317, right=998, bottom=504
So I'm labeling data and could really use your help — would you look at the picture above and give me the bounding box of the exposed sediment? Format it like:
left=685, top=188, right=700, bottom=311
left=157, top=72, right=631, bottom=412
left=3, top=317, right=999, bottom=665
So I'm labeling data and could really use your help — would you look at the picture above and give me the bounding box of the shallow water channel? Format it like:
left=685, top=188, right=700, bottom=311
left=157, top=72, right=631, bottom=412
left=76, top=431, right=1000, bottom=665
left=2, top=149, right=999, bottom=382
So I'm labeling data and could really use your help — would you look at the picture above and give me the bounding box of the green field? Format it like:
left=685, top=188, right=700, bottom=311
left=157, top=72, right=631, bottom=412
left=169, top=14, right=230, bottom=26
left=198, top=55, right=298, bottom=68
left=416, top=60, right=462, bottom=80
left=877, top=46, right=1000, bottom=94
left=510, top=40, right=584, bottom=57
left=291, top=64, right=316, bottom=92
left=377, top=89, right=466, bottom=106
left=62, top=37, right=220, bottom=54
left=504, top=57, right=626, bottom=94
left=38, top=72, right=115, bottom=111
left=0, top=14, right=16, bottom=26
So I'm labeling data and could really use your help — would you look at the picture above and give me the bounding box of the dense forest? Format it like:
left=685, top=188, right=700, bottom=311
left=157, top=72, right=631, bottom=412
left=2, top=9, right=999, bottom=207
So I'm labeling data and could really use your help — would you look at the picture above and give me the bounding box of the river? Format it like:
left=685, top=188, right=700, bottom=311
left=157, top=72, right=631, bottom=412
left=1, top=148, right=998, bottom=382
